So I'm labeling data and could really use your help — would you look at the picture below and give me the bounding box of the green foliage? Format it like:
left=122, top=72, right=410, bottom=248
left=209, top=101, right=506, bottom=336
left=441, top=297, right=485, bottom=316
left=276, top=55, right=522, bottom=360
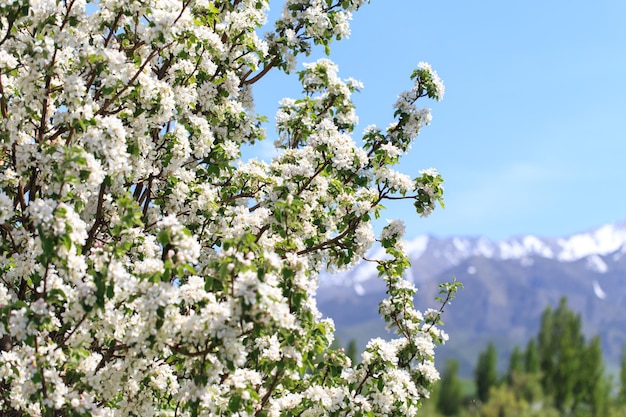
left=345, top=338, right=358, bottom=364
left=507, top=369, right=544, bottom=408
left=537, top=297, right=603, bottom=414
left=480, top=384, right=528, bottom=417
left=575, top=336, right=610, bottom=417
left=539, top=299, right=576, bottom=406
left=0, top=0, right=455, bottom=413
left=619, top=347, right=626, bottom=405
left=474, top=341, right=498, bottom=403
left=507, top=345, right=524, bottom=384
left=437, top=360, right=464, bottom=416
left=422, top=295, right=625, bottom=417
left=524, top=338, right=540, bottom=374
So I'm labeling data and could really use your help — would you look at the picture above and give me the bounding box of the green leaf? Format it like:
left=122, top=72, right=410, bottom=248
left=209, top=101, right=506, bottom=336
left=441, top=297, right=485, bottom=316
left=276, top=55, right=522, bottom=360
left=228, top=395, right=242, bottom=412
left=157, top=230, right=170, bottom=245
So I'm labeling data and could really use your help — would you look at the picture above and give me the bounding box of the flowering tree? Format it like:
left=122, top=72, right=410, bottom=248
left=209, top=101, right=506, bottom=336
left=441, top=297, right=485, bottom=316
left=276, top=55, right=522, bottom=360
left=0, top=0, right=457, bottom=415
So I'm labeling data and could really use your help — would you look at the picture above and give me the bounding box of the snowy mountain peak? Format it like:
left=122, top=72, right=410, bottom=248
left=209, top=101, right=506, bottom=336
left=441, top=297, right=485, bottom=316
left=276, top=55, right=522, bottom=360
left=404, top=235, right=429, bottom=258
left=405, top=220, right=626, bottom=266
left=497, top=235, right=554, bottom=260
left=320, top=220, right=626, bottom=291
left=556, top=224, right=626, bottom=261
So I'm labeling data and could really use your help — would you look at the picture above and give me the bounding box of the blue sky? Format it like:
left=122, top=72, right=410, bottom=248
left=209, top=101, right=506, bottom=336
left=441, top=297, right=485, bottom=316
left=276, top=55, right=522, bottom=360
left=252, top=0, right=626, bottom=240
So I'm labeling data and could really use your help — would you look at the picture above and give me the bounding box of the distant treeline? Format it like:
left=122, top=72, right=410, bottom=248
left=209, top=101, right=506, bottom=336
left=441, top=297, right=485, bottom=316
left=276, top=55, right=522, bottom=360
left=426, top=297, right=626, bottom=417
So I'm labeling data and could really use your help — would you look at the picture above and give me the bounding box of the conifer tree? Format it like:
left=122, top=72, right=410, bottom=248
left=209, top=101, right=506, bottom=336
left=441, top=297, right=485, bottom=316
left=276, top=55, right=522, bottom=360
left=437, top=359, right=464, bottom=416
left=537, top=297, right=607, bottom=415
left=475, top=341, right=498, bottom=403
left=575, top=336, right=609, bottom=417
left=537, top=297, right=585, bottom=412
left=524, top=338, right=540, bottom=374
left=619, top=347, right=626, bottom=405
left=507, top=345, right=524, bottom=384
left=477, top=300, right=611, bottom=417
left=345, top=338, right=358, bottom=364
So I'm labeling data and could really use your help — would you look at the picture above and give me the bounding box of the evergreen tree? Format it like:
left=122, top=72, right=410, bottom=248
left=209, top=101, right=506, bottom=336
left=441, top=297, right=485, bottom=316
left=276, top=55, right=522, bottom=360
left=329, top=337, right=343, bottom=350
left=472, top=299, right=612, bottom=417
left=619, top=347, right=626, bottom=405
left=524, top=338, right=540, bottom=374
left=437, top=360, right=464, bottom=416
left=475, top=341, right=498, bottom=403
left=537, top=297, right=585, bottom=412
left=346, top=339, right=358, bottom=364
left=536, top=297, right=608, bottom=416
left=507, top=345, right=524, bottom=384
left=504, top=343, right=542, bottom=406
left=575, top=336, right=609, bottom=417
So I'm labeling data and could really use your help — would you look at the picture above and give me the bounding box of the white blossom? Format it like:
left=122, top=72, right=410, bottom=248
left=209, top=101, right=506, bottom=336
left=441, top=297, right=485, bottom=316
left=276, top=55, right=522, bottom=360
left=418, top=61, right=445, bottom=99
left=0, top=0, right=451, bottom=415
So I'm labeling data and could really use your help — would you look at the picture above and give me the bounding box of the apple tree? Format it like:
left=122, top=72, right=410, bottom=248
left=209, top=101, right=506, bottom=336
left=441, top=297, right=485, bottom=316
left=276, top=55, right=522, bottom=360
left=0, top=0, right=456, bottom=415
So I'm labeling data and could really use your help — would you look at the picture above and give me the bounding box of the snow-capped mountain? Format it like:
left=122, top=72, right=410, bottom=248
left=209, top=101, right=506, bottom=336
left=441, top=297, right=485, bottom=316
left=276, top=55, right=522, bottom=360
left=321, top=220, right=626, bottom=291
left=413, top=220, right=626, bottom=263
left=318, top=221, right=626, bottom=376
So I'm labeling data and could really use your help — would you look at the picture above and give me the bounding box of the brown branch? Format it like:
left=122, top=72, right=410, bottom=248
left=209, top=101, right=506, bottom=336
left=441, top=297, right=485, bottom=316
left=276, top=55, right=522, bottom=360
left=382, top=194, right=417, bottom=200
left=17, top=276, right=28, bottom=300
left=132, top=182, right=144, bottom=201
left=94, top=341, right=128, bottom=373
left=141, top=175, right=154, bottom=219
left=59, top=0, right=76, bottom=32
left=102, top=12, right=124, bottom=49
left=0, top=75, right=8, bottom=118
left=354, top=367, right=373, bottom=396
left=167, top=343, right=216, bottom=358
left=83, top=182, right=107, bottom=253
left=296, top=217, right=359, bottom=256
left=97, top=41, right=173, bottom=116
left=0, top=16, right=15, bottom=47
left=14, top=182, right=26, bottom=213
left=27, top=166, right=38, bottom=203
left=242, top=59, right=277, bottom=85
left=34, top=337, right=48, bottom=408
left=59, top=310, right=89, bottom=347
left=255, top=370, right=283, bottom=416
left=37, top=48, right=58, bottom=143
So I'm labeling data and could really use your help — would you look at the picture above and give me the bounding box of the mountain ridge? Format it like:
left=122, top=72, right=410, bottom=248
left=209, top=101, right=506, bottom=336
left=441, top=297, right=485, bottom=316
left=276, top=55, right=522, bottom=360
left=318, top=220, right=626, bottom=376
left=321, top=220, right=626, bottom=291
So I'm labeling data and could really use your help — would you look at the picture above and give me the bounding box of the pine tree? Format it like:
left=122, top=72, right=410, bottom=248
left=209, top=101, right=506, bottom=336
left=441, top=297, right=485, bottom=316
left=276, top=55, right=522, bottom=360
left=507, top=345, right=524, bottom=384
left=475, top=341, right=498, bottom=403
left=437, top=359, right=464, bottom=416
left=537, top=297, right=585, bottom=412
left=524, top=338, right=540, bottom=374
left=575, top=336, right=609, bottom=417
left=536, top=297, right=607, bottom=415
left=346, top=339, right=358, bottom=364
left=619, top=347, right=626, bottom=405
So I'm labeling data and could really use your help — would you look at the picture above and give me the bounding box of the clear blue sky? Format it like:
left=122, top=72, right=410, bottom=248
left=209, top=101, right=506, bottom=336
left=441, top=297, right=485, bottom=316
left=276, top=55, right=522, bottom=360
left=252, top=0, right=626, bottom=240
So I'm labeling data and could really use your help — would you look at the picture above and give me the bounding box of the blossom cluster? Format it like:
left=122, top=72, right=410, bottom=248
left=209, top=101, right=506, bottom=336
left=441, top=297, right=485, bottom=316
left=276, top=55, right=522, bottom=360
left=0, top=0, right=454, bottom=416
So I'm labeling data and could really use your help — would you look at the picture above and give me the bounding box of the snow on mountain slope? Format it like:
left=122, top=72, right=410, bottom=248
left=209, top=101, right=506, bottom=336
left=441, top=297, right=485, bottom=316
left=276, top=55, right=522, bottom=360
left=586, top=255, right=608, bottom=274
left=556, top=224, right=626, bottom=261
left=320, top=220, right=626, bottom=290
left=407, top=221, right=626, bottom=264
